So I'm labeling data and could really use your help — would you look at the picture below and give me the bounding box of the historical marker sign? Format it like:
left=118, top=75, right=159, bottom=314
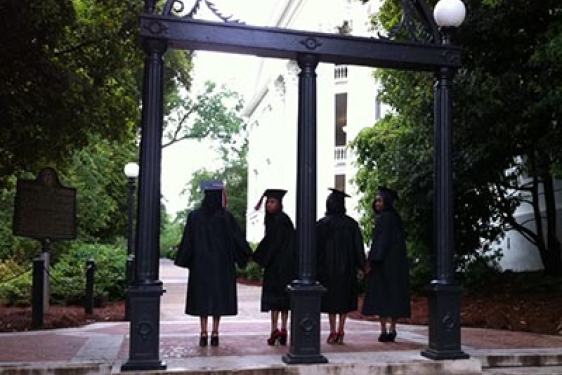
left=13, top=167, right=77, bottom=241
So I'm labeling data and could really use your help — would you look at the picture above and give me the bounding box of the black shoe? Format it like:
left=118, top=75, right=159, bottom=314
left=378, top=332, right=388, bottom=342
left=210, top=332, right=219, bottom=346
left=199, top=333, right=208, bottom=347
left=387, top=330, right=397, bottom=342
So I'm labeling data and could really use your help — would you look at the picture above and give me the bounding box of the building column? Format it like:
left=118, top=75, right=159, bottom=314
left=421, top=29, right=469, bottom=360
left=121, top=37, right=167, bottom=372
left=283, top=53, right=327, bottom=365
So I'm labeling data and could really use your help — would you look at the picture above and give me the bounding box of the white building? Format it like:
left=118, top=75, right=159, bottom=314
left=242, top=0, right=560, bottom=273
left=497, top=173, right=562, bottom=272
left=243, top=0, right=385, bottom=243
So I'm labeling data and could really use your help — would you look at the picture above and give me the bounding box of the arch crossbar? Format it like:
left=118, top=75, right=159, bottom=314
left=140, top=16, right=461, bottom=71
left=122, top=0, right=468, bottom=371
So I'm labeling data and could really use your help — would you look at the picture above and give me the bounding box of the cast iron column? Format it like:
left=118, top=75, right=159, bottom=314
left=282, top=53, right=327, bottom=365
left=121, top=36, right=167, bottom=371
left=125, top=176, right=136, bottom=321
left=421, top=27, right=469, bottom=361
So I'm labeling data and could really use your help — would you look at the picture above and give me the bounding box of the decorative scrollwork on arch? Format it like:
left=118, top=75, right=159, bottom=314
left=379, top=0, right=440, bottom=44
left=162, top=0, right=243, bottom=23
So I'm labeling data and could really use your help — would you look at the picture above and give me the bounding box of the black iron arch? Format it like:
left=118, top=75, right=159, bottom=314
left=122, top=0, right=468, bottom=370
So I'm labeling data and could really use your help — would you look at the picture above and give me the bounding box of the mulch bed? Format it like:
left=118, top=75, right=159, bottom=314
left=1, top=280, right=561, bottom=335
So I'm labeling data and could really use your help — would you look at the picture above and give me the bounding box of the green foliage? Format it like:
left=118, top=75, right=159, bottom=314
left=50, top=242, right=127, bottom=305
left=353, top=0, right=562, bottom=278
left=0, top=175, right=42, bottom=261
left=0, top=259, right=32, bottom=306
left=64, top=134, right=138, bottom=243
left=170, top=87, right=248, bottom=230
left=238, top=261, right=263, bottom=282
left=160, top=213, right=183, bottom=259
left=407, top=240, right=433, bottom=294
left=163, top=81, right=245, bottom=149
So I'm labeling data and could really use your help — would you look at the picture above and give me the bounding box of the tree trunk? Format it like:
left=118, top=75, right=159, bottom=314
left=541, top=171, right=562, bottom=276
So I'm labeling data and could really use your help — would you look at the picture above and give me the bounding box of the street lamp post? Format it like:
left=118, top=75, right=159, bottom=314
left=421, top=0, right=469, bottom=360
left=124, top=162, right=139, bottom=321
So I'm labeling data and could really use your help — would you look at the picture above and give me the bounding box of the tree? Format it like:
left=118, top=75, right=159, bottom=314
left=354, top=0, right=562, bottom=275
left=162, top=81, right=245, bottom=149
left=177, top=140, right=248, bottom=233
left=0, top=0, right=192, bottom=187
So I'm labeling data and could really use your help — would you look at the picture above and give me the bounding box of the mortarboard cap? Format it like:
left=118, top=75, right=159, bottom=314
left=378, top=186, right=399, bottom=201
left=254, top=188, right=288, bottom=210
left=328, top=188, right=350, bottom=198
left=200, top=180, right=224, bottom=191
left=264, top=188, right=287, bottom=201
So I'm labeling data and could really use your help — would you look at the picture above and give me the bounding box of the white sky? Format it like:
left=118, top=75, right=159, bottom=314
left=161, top=0, right=277, bottom=214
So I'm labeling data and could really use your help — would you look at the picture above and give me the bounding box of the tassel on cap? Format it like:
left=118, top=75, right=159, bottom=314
left=254, top=194, right=265, bottom=211
left=254, top=188, right=288, bottom=210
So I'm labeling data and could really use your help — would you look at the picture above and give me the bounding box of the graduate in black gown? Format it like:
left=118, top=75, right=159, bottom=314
left=316, top=188, right=366, bottom=344
left=176, top=180, right=251, bottom=347
left=361, top=186, right=411, bottom=343
left=252, top=189, right=297, bottom=346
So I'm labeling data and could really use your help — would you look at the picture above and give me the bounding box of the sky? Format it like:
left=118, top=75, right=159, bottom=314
left=160, top=0, right=278, bottom=214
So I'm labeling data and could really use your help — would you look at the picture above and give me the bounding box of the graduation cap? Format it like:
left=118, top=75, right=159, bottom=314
left=377, top=186, right=399, bottom=209
left=200, top=180, right=224, bottom=191
left=200, top=180, right=227, bottom=207
left=378, top=186, right=399, bottom=201
left=254, top=188, right=287, bottom=210
left=328, top=188, right=350, bottom=199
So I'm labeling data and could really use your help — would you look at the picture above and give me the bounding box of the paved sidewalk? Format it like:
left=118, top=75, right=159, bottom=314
left=0, top=259, right=561, bottom=374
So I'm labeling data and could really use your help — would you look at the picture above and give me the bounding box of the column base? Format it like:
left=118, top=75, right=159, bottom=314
left=121, top=282, right=166, bottom=372
left=282, top=353, right=328, bottom=365
left=121, top=360, right=166, bottom=372
left=283, top=281, right=328, bottom=364
left=421, top=348, right=470, bottom=360
left=421, top=282, right=469, bottom=361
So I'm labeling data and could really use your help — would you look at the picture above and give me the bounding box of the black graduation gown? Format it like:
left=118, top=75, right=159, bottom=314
left=177, top=207, right=251, bottom=317
left=361, top=208, right=411, bottom=318
left=253, top=211, right=296, bottom=312
left=316, top=214, right=366, bottom=314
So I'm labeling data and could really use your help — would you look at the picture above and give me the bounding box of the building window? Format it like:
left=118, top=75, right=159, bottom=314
left=335, top=93, right=347, bottom=146
left=335, top=175, right=346, bottom=192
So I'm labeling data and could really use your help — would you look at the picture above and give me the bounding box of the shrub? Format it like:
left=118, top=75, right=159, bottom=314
left=50, top=242, right=127, bottom=305
left=0, top=259, right=32, bottom=306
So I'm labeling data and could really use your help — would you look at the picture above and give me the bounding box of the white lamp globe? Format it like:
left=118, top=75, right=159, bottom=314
left=434, top=0, right=466, bottom=27
left=124, top=162, right=140, bottom=179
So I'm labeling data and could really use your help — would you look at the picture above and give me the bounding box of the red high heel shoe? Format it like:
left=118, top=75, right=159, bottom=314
left=326, top=332, right=338, bottom=345
left=335, top=330, right=345, bottom=344
left=278, top=329, right=288, bottom=345
left=267, top=329, right=280, bottom=345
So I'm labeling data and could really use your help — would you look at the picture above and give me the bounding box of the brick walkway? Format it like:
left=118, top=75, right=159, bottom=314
left=0, top=259, right=561, bottom=374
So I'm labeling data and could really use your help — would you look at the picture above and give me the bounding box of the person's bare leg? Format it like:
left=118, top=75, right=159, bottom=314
left=336, top=313, right=347, bottom=344
left=326, top=313, right=337, bottom=343
left=281, top=310, right=289, bottom=331
left=267, top=311, right=281, bottom=345
left=211, top=316, right=221, bottom=346
left=212, top=316, right=220, bottom=334
left=271, top=310, right=280, bottom=333
left=328, top=314, right=336, bottom=334
left=279, top=310, right=289, bottom=345
left=387, top=317, right=397, bottom=341
left=338, top=313, right=347, bottom=334
left=389, top=318, right=397, bottom=333
left=199, top=316, right=208, bottom=346
left=378, top=317, right=388, bottom=342
left=200, top=316, right=208, bottom=336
